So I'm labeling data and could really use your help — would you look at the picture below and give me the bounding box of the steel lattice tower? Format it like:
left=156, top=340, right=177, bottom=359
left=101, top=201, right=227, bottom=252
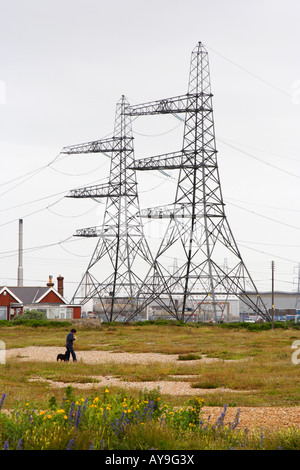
left=124, top=42, right=270, bottom=322
left=61, top=95, right=157, bottom=321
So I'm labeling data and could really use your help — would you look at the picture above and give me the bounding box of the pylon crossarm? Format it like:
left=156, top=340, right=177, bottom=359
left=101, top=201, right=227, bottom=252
left=74, top=224, right=144, bottom=238
left=124, top=93, right=213, bottom=116
left=139, top=202, right=196, bottom=219
left=74, top=227, right=100, bottom=237
left=61, top=136, right=134, bottom=155
left=66, top=182, right=136, bottom=198
left=128, top=149, right=217, bottom=171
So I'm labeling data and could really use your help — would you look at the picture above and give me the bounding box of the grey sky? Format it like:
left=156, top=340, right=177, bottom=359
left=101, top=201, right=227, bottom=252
left=0, top=0, right=299, bottom=301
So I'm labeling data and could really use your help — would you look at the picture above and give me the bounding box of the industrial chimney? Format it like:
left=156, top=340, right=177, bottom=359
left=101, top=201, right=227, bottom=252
left=17, top=219, right=23, bottom=287
left=57, top=275, right=64, bottom=297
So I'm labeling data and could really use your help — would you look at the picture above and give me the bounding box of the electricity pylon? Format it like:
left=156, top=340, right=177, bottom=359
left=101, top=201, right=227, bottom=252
left=124, top=42, right=270, bottom=322
left=295, top=263, right=300, bottom=312
left=61, top=95, right=157, bottom=321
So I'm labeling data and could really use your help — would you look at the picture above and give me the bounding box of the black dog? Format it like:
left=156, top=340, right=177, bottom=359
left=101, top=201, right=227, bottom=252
left=57, top=351, right=68, bottom=362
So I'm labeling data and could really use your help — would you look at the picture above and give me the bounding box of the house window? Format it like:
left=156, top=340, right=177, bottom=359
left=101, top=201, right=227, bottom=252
left=37, top=309, right=47, bottom=315
left=48, top=308, right=59, bottom=319
left=0, top=307, right=7, bottom=320
left=66, top=308, right=73, bottom=319
left=59, top=308, right=73, bottom=319
left=59, top=308, right=66, bottom=319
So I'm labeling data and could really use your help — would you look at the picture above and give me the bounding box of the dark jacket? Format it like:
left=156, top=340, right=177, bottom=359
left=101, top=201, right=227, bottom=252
left=66, top=332, right=75, bottom=348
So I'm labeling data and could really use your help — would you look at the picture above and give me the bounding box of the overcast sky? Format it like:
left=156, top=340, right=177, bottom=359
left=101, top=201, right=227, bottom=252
left=0, top=0, right=299, bottom=301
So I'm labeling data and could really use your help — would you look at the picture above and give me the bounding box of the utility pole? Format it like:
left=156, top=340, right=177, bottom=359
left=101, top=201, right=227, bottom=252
left=271, top=261, right=275, bottom=329
left=295, top=263, right=300, bottom=312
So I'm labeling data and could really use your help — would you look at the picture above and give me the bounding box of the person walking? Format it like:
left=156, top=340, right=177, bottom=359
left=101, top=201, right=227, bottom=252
left=65, top=328, right=77, bottom=362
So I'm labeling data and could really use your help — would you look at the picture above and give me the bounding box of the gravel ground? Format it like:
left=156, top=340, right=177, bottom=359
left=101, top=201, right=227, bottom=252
left=6, top=346, right=300, bottom=431
left=201, top=406, right=300, bottom=431
left=6, top=346, right=221, bottom=364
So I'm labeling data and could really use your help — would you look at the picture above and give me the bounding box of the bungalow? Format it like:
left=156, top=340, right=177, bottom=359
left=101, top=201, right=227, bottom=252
left=0, top=276, right=81, bottom=321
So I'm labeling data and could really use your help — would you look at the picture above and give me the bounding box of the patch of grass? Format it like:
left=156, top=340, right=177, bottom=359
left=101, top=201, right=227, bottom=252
left=205, top=350, right=243, bottom=360
left=191, top=381, right=223, bottom=389
left=178, top=354, right=202, bottom=361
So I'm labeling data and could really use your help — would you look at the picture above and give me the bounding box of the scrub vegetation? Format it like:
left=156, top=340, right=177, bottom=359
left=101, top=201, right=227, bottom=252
left=0, top=319, right=299, bottom=449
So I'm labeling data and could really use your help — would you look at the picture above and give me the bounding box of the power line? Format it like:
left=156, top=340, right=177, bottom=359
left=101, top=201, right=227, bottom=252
left=238, top=242, right=299, bottom=265
left=0, top=190, right=67, bottom=213
left=204, top=43, right=291, bottom=99
left=219, top=138, right=300, bottom=180
left=238, top=239, right=300, bottom=248
left=132, top=120, right=182, bottom=137
left=0, top=276, right=79, bottom=285
left=225, top=196, right=300, bottom=213
left=0, top=236, right=78, bottom=259
left=0, top=198, right=65, bottom=228
left=46, top=205, right=96, bottom=219
left=228, top=201, right=300, bottom=231
left=0, top=174, right=110, bottom=225
left=172, top=115, right=300, bottom=180
left=0, top=153, right=62, bottom=188
left=0, top=153, right=65, bottom=198
left=49, top=158, right=109, bottom=177
left=217, top=135, right=299, bottom=163
left=0, top=136, right=111, bottom=196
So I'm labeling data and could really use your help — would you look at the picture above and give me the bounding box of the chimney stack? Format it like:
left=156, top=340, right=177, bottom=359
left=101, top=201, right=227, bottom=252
left=57, top=275, right=64, bottom=297
left=17, top=219, right=23, bottom=287
left=46, top=275, right=54, bottom=287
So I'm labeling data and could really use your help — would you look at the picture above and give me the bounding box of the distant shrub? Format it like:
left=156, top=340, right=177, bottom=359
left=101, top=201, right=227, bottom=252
left=219, top=322, right=289, bottom=331
left=132, top=319, right=185, bottom=327
left=13, top=310, right=47, bottom=321
left=5, top=318, right=72, bottom=328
